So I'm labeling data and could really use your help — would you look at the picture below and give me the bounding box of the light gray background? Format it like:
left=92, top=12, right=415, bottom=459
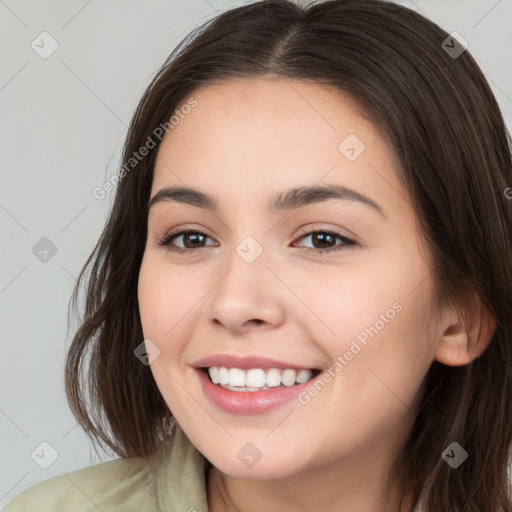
left=1, top=0, right=511, bottom=507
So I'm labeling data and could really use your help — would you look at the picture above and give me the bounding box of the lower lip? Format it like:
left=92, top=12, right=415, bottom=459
left=195, top=368, right=319, bottom=415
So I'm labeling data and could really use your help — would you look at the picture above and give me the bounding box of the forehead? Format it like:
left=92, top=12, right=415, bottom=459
left=151, top=77, right=402, bottom=213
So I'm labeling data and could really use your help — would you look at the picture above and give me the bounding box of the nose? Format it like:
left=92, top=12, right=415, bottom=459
left=206, top=244, right=286, bottom=335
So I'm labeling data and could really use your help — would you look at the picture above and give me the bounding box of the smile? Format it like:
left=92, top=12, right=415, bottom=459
left=206, top=366, right=320, bottom=391
left=195, top=366, right=324, bottom=414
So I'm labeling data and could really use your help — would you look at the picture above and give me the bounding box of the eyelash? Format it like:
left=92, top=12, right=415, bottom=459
left=155, top=228, right=355, bottom=255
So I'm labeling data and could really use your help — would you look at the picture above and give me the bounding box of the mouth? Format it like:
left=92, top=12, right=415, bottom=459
left=199, top=366, right=323, bottom=392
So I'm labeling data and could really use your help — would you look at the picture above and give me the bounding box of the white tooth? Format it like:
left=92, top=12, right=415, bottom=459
left=211, top=366, right=315, bottom=390
left=245, top=369, right=267, bottom=387
left=266, top=368, right=282, bottom=387
left=218, top=367, right=230, bottom=385
left=296, top=369, right=313, bottom=384
left=208, top=367, right=220, bottom=384
left=281, top=369, right=297, bottom=386
left=229, top=368, right=246, bottom=387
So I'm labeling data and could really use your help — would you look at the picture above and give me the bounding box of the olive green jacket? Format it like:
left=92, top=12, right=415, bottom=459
left=4, top=424, right=208, bottom=511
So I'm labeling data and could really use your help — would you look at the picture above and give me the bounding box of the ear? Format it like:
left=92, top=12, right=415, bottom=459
left=434, top=293, right=497, bottom=367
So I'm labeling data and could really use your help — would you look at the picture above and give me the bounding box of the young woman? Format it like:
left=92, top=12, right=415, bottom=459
left=6, top=0, right=512, bottom=510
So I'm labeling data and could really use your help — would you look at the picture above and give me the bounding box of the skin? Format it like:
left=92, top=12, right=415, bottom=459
left=137, top=77, right=495, bottom=512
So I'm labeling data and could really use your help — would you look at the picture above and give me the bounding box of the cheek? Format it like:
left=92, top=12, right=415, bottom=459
left=295, top=260, right=405, bottom=346
left=137, top=255, right=196, bottom=411
left=301, top=249, right=436, bottom=389
left=137, top=254, right=193, bottom=352
left=295, top=273, right=435, bottom=452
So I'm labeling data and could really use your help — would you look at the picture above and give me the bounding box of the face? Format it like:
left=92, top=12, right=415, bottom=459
left=137, top=77, right=441, bottom=480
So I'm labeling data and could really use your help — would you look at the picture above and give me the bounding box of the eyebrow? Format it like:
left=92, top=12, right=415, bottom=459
left=148, top=184, right=385, bottom=217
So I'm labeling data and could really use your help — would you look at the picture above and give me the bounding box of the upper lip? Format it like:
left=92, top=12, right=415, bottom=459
left=192, top=354, right=320, bottom=371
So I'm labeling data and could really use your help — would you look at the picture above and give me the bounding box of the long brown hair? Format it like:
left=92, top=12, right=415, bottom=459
left=65, top=1, right=512, bottom=509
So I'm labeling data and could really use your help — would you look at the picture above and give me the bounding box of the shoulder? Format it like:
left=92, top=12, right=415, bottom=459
left=5, top=424, right=209, bottom=512
left=4, top=455, right=157, bottom=512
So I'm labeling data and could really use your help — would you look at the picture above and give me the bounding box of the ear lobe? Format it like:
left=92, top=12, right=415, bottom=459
left=434, top=297, right=497, bottom=367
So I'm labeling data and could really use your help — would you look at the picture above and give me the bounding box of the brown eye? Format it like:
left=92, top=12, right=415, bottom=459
left=156, top=229, right=217, bottom=254
left=293, top=230, right=355, bottom=254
